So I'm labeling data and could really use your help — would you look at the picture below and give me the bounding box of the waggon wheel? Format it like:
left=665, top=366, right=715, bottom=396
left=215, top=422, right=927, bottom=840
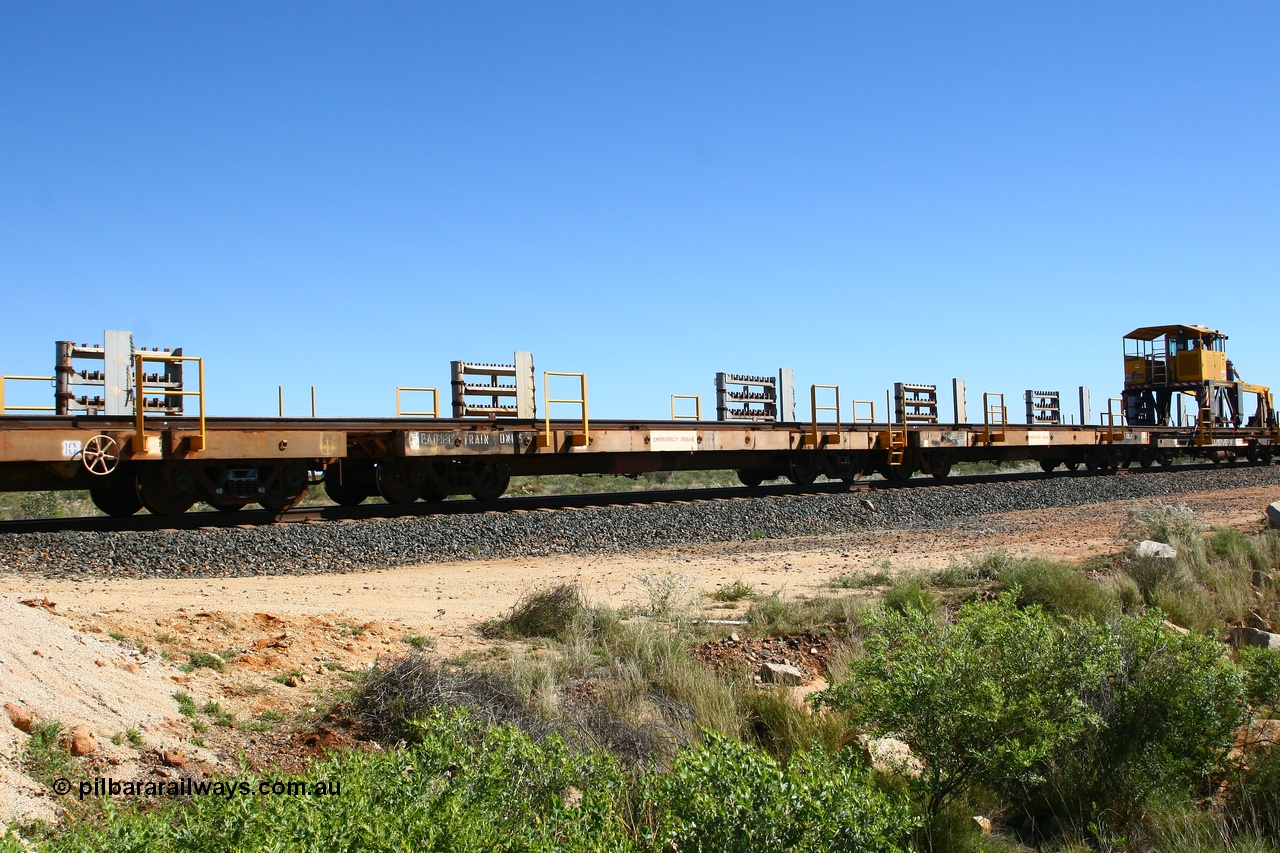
left=136, top=464, right=196, bottom=516
left=207, top=499, right=249, bottom=513
left=376, top=462, right=423, bottom=505
left=1039, top=460, right=1058, bottom=473
left=787, top=457, right=819, bottom=487
left=878, top=465, right=914, bottom=482
left=324, top=475, right=369, bottom=507
left=737, top=469, right=767, bottom=487
left=261, top=463, right=309, bottom=511
left=471, top=466, right=510, bottom=501
left=90, top=478, right=143, bottom=517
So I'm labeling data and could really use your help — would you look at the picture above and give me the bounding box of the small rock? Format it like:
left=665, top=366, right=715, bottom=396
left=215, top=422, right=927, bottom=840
left=758, top=662, right=804, bottom=685
left=1229, top=626, right=1280, bottom=651
left=4, top=702, right=34, bottom=733
left=1267, top=501, right=1280, bottom=529
left=1252, top=570, right=1275, bottom=591
left=728, top=633, right=740, bottom=643
left=859, top=498, right=875, bottom=511
left=864, top=736, right=923, bottom=778
left=64, top=724, right=98, bottom=756
left=161, top=749, right=187, bottom=767
left=126, top=663, right=140, bottom=674
left=1161, top=620, right=1191, bottom=635
left=95, top=659, right=108, bottom=667
left=1136, top=540, right=1177, bottom=559
left=972, top=816, right=993, bottom=834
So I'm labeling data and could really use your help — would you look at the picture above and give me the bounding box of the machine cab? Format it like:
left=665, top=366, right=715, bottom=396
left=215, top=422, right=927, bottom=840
left=1123, top=324, right=1228, bottom=388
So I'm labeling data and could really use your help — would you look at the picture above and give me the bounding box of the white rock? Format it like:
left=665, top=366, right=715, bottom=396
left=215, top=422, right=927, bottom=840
left=758, top=662, right=804, bottom=685
left=1229, top=626, right=1280, bottom=651
left=1136, top=540, right=1177, bottom=559
left=864, top=736, right=923, bottom=778
left=1267, top=501, right=1280, bottom=529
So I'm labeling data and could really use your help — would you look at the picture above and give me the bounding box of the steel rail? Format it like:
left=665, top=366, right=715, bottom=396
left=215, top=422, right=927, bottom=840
left=0, top=461, right=1266, bottom=536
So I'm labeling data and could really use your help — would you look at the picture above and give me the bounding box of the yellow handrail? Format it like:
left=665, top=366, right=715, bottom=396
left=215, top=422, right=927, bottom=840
left=1104, top=397, right=1125, bottom=443
left=0, top=375, right=56, bottom=414
left=670, top=395, right=701, bottom=421
left=396, top=387, right=440, bottom=418
left=134, top=354, right=205, bottom=453
left=808, top=384, right=841, bottom=446
left=851, top=400, right=876, bottom=424
left=540, top=372, right=588, bottom=448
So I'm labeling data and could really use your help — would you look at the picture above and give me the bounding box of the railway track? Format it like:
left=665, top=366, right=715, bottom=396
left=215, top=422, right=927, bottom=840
left=0, top=461, right=1265, bottom=536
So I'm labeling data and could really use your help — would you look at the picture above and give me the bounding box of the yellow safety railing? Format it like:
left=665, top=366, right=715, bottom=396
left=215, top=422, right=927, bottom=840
left=982, top=392, right=1007, bottom=444
left=134, top=353, right=205, bottom=453
left=851, top=400, right=876, bottom=424
left=538, top=372, right=588, bottom=448
left=396, top=387, right=440, bottom=418
left=0, top=375, right=56, bottom=414
left=1104, top=397, right=1125, bottom=443
left=670, top=395, right=701, bottom=421
left=805, top=384, right=841, bottom=447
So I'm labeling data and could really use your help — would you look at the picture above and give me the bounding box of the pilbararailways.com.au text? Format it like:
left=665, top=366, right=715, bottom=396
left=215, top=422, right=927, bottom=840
left=54, top=776, right=342, bottom=801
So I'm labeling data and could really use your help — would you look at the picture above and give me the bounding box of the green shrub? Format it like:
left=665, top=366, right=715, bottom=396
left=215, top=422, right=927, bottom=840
left=181, top=650, right=226, bottom=673
left=1018, top=612, right=1247, bottom=844
left=880, top=576, right=939, bottom=617
left=708, top=579, right=755, bottom=602
left=820, top=592, right=1112, bottom=819
left=654, top=731, right=914, bottom=853
left=745, top=592, right=863, bottom=636
left=483, top=583, right=585, bottom=640
left=1223, top=737, right=1280, bottom=844
left=1240, top=646, right=1280, bottom=711
left=22, top=708, right=913, bottom=853
left=992, top=557, right=1119, bottom=620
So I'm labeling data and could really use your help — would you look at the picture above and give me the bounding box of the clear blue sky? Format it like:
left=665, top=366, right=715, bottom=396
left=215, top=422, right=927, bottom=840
left=2, top=2, right=1277, bottom=423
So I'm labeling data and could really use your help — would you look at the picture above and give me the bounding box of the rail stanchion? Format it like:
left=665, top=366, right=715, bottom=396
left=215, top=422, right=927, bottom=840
left=134, top=354, right=205, bottom=454
left=538, top=372, right=588, bottom=448
left=0, top=376, right=56, bottom=414
left=396, top=387, right=440, bottom=418
left=670, top=395, right=701, bottom=421
left=804, top=384, right=841, bottom=447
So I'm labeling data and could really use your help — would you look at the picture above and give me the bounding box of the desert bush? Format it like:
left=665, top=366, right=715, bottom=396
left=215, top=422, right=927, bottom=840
left=880, top=576, right=939, bottom=617
left=633, top=572, right=700, bottom=620
left=482, top=583, right=586, bottom=640
left=653, top=731, right=914, bottom=853
left=820, top=592, right=1112, bottom=819
left=1016, top=612, right=1246, bottom=845
left=1223, top=738, right=1280, bottom=845
left=992, top=557, right=1120, bottom=621
left=1239, top=646, right=1280, bottom=711
left=745, top=591, right=864, bottom=636
left=355, top=653, right=556, bottom=744
left=1128, top=501, right=1201, bottom=544
left=708, top=579, right=755, bottom=602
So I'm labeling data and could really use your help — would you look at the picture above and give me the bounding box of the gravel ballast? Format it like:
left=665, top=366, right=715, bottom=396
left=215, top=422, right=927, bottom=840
left=2, top=467, right=1279, bottom=579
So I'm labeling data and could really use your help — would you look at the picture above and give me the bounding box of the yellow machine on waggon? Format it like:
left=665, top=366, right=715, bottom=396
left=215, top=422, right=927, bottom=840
left=1122, top=324, right=1275, bottom=431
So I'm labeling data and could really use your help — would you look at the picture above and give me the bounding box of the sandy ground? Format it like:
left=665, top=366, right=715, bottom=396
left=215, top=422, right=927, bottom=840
left=1, top=483, right=1276, bottom=831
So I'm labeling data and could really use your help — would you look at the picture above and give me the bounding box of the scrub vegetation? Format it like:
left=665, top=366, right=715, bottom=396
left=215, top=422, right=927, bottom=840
left=7, top=504, right=1280, bottom=853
